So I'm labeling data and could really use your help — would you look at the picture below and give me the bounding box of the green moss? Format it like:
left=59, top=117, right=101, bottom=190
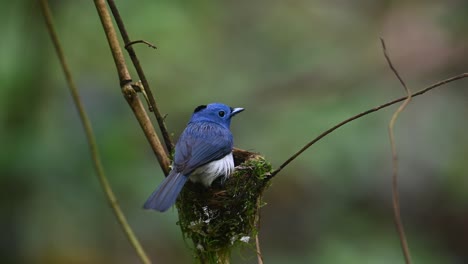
left=176, top=150, right=272, bottom=263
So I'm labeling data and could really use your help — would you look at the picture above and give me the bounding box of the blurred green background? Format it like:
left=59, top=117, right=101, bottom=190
left=2, top=0, right=468, bottom=263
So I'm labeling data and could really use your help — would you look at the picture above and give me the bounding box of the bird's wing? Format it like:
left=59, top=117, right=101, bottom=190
left=174, top=122, right=233, bottom=175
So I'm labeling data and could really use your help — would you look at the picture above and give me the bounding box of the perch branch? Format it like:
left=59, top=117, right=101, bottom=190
left=381, top=38, right=412, bottom=264
left=93, top=0, right=170, bottom=175
left=107, top=0, right=174, bottom=154
left=269, top=72, right=468, bottom=179
left=39, top=1, right=151, bottom=263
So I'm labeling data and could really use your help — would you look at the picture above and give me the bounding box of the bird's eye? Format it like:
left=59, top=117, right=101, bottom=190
left=218, top=111, right=225, bottom=117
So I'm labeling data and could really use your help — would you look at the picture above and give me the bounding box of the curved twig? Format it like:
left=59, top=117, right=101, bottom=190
left=107, top=0, right=174, bottom=155
left=39, top=1, right=152, bottom=263
left=269, top=72, right=468, bottom=179
left=125, top=39, right=157, bottom=49
left=381, top=38, right=412, bottom=264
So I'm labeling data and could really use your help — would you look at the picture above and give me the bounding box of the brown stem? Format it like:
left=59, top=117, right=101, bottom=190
left=39, top=1, right=151, bottom=263
left=381, top=38, right=412, bottom=264
left=125, top=40, right=157, bottom=49
left=255, top=233, right=264, bottom=264
left=107, top=0, right=174, bottom=155
left=93, top=0, right=170, bottom=175
left=254, top=194, right=264, bottom=264
left=269, top=72, right=468, bottom=179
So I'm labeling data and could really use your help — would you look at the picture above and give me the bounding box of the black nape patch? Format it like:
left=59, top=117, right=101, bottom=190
left=193, top=105, right=207, bottom=113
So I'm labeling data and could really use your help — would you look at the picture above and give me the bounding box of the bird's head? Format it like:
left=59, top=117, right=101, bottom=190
left=190, top=103, right=244, bottom=128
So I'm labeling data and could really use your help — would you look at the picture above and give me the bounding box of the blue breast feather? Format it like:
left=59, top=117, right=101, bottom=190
left=174, top=121, right=233, bottom=175
left=143, top=121, right=234, bottom=212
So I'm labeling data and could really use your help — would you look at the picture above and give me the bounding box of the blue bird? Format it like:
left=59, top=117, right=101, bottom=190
left=144, top=103, right=244, bottom=212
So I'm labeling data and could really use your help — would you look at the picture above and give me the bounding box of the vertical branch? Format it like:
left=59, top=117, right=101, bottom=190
left=93, top=0, right=170, bottom=175
left=255, top=234, right=263, bottom=264
left=255, top=195, right=264, bottom=264
left=380, top=38, right=412, bottom=264
left=106, top=0, right=174, bottom=154
left=38, top=1, right=151, bottom=263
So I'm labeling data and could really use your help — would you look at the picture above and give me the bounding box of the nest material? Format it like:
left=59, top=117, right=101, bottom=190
left=176, top=149, right=272, bottom=263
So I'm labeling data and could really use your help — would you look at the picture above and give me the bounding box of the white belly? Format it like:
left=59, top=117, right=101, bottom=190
left=189, top=153, right=234, bottom=187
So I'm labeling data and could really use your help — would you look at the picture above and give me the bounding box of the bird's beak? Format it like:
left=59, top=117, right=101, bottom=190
left=230, top=107, right=244, bottom=116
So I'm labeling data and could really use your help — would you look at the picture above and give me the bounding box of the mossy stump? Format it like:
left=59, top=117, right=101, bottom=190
left=176, top=149, right=272, bottom=264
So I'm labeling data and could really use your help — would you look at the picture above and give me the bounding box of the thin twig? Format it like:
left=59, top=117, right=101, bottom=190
left=381, top=38, right=412, bottom=264
left=39, top=1, right=152, bottom=264
left=93, top=0, right=170, bottom=175
left=107, top=0, right=174, bottom=155
left=255, top=234, right=264, bottom=264
left=269, top=72, right=468, bottom=179
left=125, top=39, right=157, bottom=49
left=380, top=39, right=409, bottom=94
left=254, top=194, right=264, bottom=264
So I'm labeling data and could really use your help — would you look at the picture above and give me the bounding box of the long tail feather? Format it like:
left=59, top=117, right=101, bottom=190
left=143, top=172, right=188, bottom=212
